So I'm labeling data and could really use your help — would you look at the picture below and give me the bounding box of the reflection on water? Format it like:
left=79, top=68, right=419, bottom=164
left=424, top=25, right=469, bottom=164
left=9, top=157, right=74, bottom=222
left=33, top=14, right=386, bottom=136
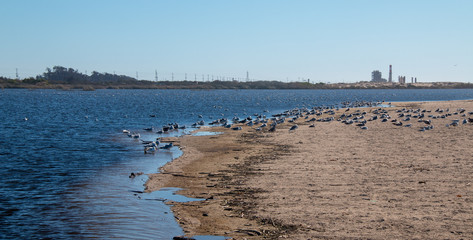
left=58, top=145, right=186, bottom=239
left=152, top=188, right=205, bottom=203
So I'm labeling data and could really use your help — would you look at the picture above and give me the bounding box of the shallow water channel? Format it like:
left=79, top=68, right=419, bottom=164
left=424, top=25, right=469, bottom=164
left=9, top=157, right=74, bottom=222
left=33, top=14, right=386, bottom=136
left=77, top=131, right=228, bottom=239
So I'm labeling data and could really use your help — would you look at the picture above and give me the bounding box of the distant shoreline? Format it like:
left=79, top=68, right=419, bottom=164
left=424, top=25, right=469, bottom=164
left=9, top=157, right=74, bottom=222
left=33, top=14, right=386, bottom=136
left=2, top=81, right=473, bottom=91
left=2, top=65, right=472, bottom=90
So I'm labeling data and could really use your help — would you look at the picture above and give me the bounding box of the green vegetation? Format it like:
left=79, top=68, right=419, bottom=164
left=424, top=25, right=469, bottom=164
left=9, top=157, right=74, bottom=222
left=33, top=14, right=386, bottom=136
left=1, top=66, right=472, bottom=90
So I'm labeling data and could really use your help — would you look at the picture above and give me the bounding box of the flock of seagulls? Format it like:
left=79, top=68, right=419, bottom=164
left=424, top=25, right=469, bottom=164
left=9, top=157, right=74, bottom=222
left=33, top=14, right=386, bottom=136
left=121, top=101, right=472, bottom=153
left=122, top=126, right=175, bottom=154
left=253, top=105, right=473, bottom=132
left=205, top=103, right=473, bottom=133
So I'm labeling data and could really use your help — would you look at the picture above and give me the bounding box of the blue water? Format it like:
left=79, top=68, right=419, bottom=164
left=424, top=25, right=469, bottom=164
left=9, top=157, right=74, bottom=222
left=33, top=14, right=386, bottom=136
left=1, top=88, right=473, bottom=239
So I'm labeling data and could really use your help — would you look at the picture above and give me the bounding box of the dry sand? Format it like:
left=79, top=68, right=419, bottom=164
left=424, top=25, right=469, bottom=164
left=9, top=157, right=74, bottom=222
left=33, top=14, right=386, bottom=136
left=146, top=100, right=473, bottom=239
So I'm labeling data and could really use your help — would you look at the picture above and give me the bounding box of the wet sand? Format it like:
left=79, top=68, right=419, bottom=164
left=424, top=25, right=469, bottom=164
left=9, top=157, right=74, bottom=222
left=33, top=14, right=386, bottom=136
left=146, top=100, right=473, bottom=239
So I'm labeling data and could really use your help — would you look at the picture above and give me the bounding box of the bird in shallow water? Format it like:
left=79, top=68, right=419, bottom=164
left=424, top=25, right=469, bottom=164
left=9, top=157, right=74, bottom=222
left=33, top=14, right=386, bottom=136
left=160, top=142, right=173, bottom=149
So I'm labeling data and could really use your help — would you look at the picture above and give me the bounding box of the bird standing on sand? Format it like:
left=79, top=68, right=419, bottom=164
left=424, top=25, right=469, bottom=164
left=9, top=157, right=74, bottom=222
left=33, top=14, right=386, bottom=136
left=289, top=125, right=298, bottom=131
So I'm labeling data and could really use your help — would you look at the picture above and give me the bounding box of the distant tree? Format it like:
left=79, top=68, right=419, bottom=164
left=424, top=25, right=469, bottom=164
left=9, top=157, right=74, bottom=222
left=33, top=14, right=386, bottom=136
left=38, top=66, right=138, bottom=84
left=22, top=77, right=44, bottom=84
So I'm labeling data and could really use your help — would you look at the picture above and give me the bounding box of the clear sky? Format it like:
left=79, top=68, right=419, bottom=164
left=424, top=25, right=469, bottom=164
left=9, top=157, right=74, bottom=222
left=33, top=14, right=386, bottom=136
left=1, top=0, right=472, bottom=83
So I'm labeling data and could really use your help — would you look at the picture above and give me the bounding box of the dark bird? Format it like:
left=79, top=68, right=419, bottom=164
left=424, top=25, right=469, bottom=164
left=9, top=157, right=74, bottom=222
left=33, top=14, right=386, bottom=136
left=160, top=142, right=173, bottom=149
left=289, top=125, right=298, bottom=131
left=356, top=122, right=366, bottom=127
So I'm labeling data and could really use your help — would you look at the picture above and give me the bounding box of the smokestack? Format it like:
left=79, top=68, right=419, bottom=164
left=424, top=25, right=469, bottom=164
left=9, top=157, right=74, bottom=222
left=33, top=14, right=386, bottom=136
left=388, top=65, right=392, bottom=83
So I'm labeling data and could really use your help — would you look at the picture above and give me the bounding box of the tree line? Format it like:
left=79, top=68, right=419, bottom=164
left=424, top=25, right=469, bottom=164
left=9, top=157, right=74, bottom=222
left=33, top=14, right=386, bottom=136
left=1, top=66, right=472, bottom=90
left=39, top=66, right=138, bottom=84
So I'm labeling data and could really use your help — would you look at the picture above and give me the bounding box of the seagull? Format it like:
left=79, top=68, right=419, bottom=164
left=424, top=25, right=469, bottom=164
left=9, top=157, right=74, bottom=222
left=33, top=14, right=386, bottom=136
left=144, top=141, right=159, bottom=154
left=393, top=121, right=403, bottom=126
left=160, top=142, right=173, bottom=149
left=289, top=125, right=298, bottom=131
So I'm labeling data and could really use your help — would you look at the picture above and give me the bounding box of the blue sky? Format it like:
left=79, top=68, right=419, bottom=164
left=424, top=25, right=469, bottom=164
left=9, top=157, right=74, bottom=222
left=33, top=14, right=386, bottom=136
left=1, top=0, right=472, bottom=82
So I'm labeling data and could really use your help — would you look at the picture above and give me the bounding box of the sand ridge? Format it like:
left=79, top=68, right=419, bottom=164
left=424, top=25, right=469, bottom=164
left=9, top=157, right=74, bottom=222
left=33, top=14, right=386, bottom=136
left=146, top=100, right=473, bottom=239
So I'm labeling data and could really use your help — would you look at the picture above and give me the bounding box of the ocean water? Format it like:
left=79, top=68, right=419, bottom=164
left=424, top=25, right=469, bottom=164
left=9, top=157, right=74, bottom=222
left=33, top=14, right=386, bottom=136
left=1, top=88, right=473, bottom=239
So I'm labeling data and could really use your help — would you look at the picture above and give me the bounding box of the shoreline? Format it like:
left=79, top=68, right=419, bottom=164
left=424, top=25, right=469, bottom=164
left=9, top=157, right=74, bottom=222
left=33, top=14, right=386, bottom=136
left=3, top=84, right=473, bottom=90
left=146, top=100, right=473, bottom=239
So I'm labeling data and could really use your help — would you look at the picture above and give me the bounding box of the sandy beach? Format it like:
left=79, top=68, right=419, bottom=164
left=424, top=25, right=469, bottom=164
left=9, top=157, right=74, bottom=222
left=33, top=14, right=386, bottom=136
left=146, top=100, right=473, bottom=239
